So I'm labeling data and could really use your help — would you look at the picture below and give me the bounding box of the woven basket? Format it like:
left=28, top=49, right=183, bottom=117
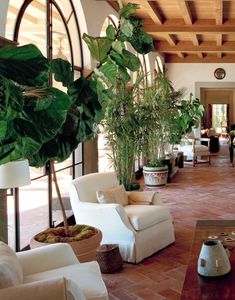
left=96, top=244, right=123, bottom=273
left=30, top=226, right=102, bottom=263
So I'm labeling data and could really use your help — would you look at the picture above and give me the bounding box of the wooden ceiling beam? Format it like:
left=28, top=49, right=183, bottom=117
left=142, top=1, right=163, bottom=24
left=165, top=53, right=235, bottom=63
left=177, top=52, right=185, bottom=58
left=165, top=34, right=177, bottom=46
left=154, top=41, right=235, bottom=52
left=216, top=34, right=223, bottom=46
left=177, top=0, right=193, bottom=25
left=191, top=34, right=199, bottom=46
left=197, top=52, right=204, bottom=59
left=215, top=0, right=223, bottom=25
left=144, top=21, right=235, bottom=33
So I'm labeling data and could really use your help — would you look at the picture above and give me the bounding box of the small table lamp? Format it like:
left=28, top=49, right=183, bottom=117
left=0, top=159, right=31, bottom=251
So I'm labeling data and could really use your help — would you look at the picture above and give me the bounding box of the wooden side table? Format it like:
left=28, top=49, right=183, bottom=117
left=96, top=244, right=123, bottom=273
left=181, top=220, right=235, bottom=300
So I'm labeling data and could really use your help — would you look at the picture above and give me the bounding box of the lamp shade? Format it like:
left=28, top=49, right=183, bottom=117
left=0, top=159, right=31, bottom=188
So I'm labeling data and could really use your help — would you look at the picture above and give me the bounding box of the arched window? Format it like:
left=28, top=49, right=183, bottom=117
left=5, top=0, right=84, bottom=250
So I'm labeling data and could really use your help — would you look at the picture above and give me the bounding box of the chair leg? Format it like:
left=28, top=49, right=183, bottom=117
left=208, top=155, right=211, bottom=165
left=193, top=156, right=196, bottom=167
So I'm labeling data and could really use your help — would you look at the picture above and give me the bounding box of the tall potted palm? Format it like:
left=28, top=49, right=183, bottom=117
left=140, top=72, right=184, bottom=186
left=82, top=0, right=154, bottom=190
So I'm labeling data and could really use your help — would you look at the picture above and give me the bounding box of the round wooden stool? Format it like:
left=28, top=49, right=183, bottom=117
left=96, top=244, right=123, bottom=273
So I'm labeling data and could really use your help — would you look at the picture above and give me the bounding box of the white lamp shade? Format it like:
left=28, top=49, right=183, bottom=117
left=0, top=159, right=31, bottom=188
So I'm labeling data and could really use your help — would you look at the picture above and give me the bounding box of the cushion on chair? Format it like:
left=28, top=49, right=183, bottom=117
left=124, top=205, right=171, bottom=231
left=96, top=184, right=128, bottom=206
left=128, top=191, right=155, bottom=205
left=0, top=242, right=23, bottom=288
left=23, top=261, right=108, bottom=300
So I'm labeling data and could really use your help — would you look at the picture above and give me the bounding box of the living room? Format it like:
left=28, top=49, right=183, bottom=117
left=1, top=1, right=235, bottom=299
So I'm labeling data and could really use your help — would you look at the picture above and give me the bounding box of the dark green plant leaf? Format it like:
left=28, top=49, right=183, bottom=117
left=119, top=3, right=139, bottom=18
left=106, top=25, right=116, bottom=41
left=120, top=19, right=133, bottom=38
left=0, top=44, right=48, bottom=86
left=50, top=59, right=73, bottom=87
left=94, top=60, right=117, bottom=86
left=83, top=33, right=112, bottom=64
left=110, top=49, right=140, bottom=71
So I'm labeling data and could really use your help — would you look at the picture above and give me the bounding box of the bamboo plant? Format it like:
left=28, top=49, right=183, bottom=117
left=83, top=1, right=154, bottom=189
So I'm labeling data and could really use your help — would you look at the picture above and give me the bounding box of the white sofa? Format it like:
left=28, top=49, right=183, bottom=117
left=68, top=172, right=175, bottom=263
left=0, top=241, right=108, bottom=300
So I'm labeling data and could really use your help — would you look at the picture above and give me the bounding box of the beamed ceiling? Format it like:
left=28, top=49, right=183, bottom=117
left=104, top=0, right=235, bottom=63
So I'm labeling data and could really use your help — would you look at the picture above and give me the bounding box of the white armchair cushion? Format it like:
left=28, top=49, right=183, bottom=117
left=96, top=184, right=128, bottom=206
left=23, top=261, right=108, bottom=300
left=0, top=242, right=23, bottom=288
left=128, top=191, right=156, bottom=205
left=124, top=205, right=171, bottom=231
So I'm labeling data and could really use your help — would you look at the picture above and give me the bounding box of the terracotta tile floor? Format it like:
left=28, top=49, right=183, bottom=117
left=102, top=140, right=235, bottom=299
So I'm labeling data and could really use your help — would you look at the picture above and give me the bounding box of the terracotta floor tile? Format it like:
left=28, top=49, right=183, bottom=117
left=103, top=142, right=235, bottom=299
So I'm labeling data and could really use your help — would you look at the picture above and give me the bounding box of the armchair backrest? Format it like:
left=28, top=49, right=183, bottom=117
left=69, top=172, right=119, bottom=203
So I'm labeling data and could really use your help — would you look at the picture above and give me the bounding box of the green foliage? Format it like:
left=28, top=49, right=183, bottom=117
left=0, top=44, right=103, bottom=167
left=83, top=0, right=154, bottom=189
left=140, top=72, right=184, bottom=165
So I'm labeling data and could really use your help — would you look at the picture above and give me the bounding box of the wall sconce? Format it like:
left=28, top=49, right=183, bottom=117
left=0, top=159, right=31, bottom=251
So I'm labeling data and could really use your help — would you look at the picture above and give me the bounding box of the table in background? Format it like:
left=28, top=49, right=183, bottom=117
left=181, top=220, right=235, bottom=300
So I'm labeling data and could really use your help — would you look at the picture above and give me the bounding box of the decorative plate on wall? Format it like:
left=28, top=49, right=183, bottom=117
left=214, top=68, right=226, bottom=80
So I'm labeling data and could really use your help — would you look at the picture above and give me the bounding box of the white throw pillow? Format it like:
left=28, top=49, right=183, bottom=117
left=96, top=184, right=128, bottom=206
left=0, top=242, right=23, bottom=289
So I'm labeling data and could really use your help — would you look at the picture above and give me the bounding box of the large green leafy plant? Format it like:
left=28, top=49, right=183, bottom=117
left=83, top=1, right=154, bottom=189
left=0, top=44, right=104, bottom=235
left=140, top=72, right=184, bottom=166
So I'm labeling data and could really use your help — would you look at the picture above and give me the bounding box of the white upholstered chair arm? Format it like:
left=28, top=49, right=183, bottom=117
left=152, top=192, right=164, bottom=205
left=74, top=202, right=135, bottom=240
left=0, top=277, right=85, bottom=300
left=17, top=243, right=79, bottom=276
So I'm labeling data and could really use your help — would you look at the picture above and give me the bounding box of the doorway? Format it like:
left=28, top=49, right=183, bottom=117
left=211, top=104, right=228, bottom=134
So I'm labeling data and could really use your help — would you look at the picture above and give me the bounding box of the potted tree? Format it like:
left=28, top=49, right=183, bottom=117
left=140, top=72, right=184, bottom=186
left=82, top=0, right=154, bottom=190
left=0, top=43, right=104, bottom=261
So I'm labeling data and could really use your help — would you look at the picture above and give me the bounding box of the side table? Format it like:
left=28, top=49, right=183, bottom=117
left=96, top=244, right=123, bottom=273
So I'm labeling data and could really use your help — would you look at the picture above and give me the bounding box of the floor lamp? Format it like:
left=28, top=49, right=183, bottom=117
left=0, top=159, right=31, bottom=252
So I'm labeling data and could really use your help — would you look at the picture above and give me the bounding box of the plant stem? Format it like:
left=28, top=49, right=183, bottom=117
left=50, top=160, right=69, bottom=236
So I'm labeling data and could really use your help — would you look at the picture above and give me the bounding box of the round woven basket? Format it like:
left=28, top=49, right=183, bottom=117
left=30, top=226, right=102, bottom=263
left=96, top=244, right=123, bottom=273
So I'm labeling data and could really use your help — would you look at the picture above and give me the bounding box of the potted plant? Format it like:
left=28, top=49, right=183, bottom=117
left=82, top=0, right=154, bottom=190
left=0, top=43, right=104, bottom=261
left=140, top=72, right=184, bottom=186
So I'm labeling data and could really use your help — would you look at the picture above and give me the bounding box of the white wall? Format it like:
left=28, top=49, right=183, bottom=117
left=166, top=63, right=235, bottom=98
left=80, top=0, right=118, bottom=69
left=0, top=1, right=9, bottom=36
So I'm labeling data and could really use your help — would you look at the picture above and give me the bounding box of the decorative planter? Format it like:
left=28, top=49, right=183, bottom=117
left=30, top=225, right=102, bottom=263
left=143, top=165, right=168, bottom=187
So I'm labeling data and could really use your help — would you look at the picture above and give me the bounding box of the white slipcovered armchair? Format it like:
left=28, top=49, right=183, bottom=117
left=68, top=172, right=175, bottom=263
left=180, top=132, right=211, bottom=167
left=0, top=242, right=108, bottom=300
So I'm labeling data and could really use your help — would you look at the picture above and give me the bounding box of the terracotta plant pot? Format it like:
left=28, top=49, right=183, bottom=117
left=30, top=225, right=102, bottom=263
left=143, top=165, right=168, bottom=187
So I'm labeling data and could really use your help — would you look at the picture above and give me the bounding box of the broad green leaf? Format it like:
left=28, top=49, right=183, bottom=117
left=119, top=3, right=139, bottom=18
left=110, top=49, right=140, bottom=71
left=106, top=25, right=116, bottom=41
left=111, top=40, right=124, bottom=54
left=50, top=59, right=73, bottom=87
left=0, top=44, right=48, bottom=86
left=120, top=19, right=133, bottom=38
left=0, top=121, right=7, bottom=140
left=94, top=60, right=117, bottom=86
left=83, top=33, right=112, bottom=64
